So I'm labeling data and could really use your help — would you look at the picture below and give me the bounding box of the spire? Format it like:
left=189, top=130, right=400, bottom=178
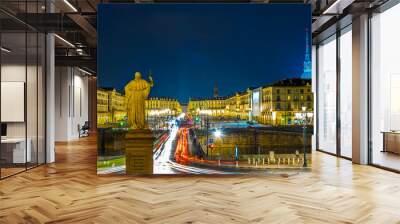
left=301, top=28, right=312, bottom=79
left=213, top=84, right=218, bottom=98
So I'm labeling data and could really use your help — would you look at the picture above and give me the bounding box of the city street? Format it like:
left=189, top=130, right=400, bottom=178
left=154, top=126, right=235, bottom=174
left=97, top=118, right=311, bottom=175
left=98, top=125, right=238, bottom=174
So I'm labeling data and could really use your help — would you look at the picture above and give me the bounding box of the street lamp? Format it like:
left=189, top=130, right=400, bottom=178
left=272, top=111, right=276, bottom=126
left=205, top=115, right=210, bottom=158
left=199, top=110, right=211, bottom=158
left=214, top=129, right=222, bottom=138
left=302, top=106, right=307, bottom=167
left=212, top=129, right=223, bottom=161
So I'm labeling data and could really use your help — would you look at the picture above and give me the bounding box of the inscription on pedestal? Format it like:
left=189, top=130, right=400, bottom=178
left=125, top=129, right=154, bottom=175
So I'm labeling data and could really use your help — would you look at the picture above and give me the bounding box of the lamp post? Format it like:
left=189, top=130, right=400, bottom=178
left=197, top=110, right=213, bottom=159
left=206, top=115, right=209, bottom=158
left=272, top=111, right=276, bottom=127
left=302, top=106, right=308, bottom=167
left=213, top=129, right=222, bottom=161
left=199, top=110, right=211, bottom=159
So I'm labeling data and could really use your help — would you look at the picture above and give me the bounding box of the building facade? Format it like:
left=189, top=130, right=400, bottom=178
left=97, top=88, right=182, bottom=126
left=260, top=79, right=313, bottom=125
left=97, top=88, right=126, bottom=125
left=146, top=97, right=182, bottom=117
left=188, top=78, right=313, bottom=125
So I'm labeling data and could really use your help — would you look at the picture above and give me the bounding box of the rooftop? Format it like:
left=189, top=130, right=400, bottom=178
left=98, top=87, right=116, bottom=92
left=190, top=96, right=230, bottom=101
left=268, top=78, right=312, bottom=87
left=189, top=78, right=311, bottom=101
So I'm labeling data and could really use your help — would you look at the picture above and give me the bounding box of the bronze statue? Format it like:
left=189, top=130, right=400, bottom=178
left=124, top=72, right=153, bottom=129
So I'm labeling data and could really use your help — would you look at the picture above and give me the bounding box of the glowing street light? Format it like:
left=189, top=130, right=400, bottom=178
left=214, top=129, right=222, bottom=138
left=177, top=112, right=185, bottom=120
left=272, top=111, right=277, bottom=126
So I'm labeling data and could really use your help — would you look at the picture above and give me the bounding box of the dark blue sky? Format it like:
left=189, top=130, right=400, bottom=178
left=98, top=4, right=311, bottom=103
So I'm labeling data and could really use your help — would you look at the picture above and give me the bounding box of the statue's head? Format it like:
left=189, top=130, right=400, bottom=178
left=134, top=72, right=142, bottom=80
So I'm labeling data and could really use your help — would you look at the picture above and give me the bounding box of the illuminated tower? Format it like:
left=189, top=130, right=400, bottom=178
left=213, top=84, right=218, bottom=98
left=301, top=29, right=312, bottom=79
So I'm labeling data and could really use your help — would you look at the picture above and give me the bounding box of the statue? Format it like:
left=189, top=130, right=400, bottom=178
left=124, top=72, right=154, bottom=129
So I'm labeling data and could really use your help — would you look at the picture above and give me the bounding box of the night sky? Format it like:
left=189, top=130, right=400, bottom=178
left=98, top=4, right=311, bottom=103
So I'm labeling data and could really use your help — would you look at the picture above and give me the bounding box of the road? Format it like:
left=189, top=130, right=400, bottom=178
left=154, top=126, right=233, bottom=174
left=98, top=123, right=305, bottom=175
left=98, top=126, right=239, bottom=175
left=153, top=126, right=178, bottom=174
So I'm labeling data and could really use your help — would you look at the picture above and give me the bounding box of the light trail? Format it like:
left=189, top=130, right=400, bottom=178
left=99, top=126, right=239, bottom=175
left=154, top=126, right=179, bottom=174
left=155, top=127, right=236, bottom=174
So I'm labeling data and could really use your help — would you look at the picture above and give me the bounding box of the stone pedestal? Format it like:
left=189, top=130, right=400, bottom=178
left=124, top=129, right=154, bottom=175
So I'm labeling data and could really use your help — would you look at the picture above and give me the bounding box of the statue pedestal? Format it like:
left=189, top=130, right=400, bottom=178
left=124, top=129, right=154, bottom=175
